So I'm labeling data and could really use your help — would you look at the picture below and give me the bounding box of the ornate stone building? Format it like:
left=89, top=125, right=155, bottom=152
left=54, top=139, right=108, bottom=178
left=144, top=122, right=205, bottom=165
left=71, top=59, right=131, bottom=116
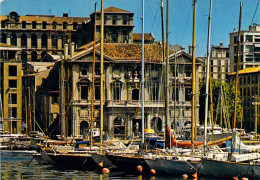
left=38, top=42, right=202, bottom=138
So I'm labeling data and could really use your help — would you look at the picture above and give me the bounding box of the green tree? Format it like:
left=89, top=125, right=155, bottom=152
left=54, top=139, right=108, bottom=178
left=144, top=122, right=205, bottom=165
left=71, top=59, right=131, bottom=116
left=199, top=77, right=242, bottom=129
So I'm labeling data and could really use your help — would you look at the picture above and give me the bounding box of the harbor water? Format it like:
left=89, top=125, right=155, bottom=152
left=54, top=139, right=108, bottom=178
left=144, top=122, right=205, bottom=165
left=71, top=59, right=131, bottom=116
left=0, top=151, right=218, bottom=180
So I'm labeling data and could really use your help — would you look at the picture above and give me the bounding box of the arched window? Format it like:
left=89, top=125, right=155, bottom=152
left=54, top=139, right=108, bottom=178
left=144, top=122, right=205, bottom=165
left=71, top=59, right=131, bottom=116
left=51, top=34, right=57, bottom=49
left=73, top=22, right=78, bottom=30
left=42, top=21, right=47, bottom=29
left=80, top=121, right=89, bottom=135
left=52, top=21, right=57, bottom=29
left=21, top=34, right=27, bottom=48
left=1, top=20, right=5, bottom=28
left=22, top=21, right=26, bottom=29
left=151, top=117, right=162, bottom=132
left=31, top=51, right=37, bottom=61
left=21, top=51, right=27, bottom=61
left=0, top=33, right=7, bottom=43
left=132, top=89, right=139, bottom=100
left=32, top=21, right=37, bottom=29
left=31, top=34, right=37, bottom=48
left=10, top=34, right=17, bottom=46
left=41, top=34, right=47, bottom=48
left=63, top=22, right=67, bottom=30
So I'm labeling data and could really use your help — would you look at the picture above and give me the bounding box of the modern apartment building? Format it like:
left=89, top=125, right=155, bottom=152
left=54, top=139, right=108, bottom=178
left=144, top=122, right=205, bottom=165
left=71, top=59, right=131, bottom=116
left=229, top=24, right=260, bottom=72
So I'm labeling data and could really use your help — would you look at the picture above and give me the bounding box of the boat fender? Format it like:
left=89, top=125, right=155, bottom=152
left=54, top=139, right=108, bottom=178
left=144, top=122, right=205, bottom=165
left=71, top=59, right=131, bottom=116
left=137, top=165, right=142, bottom=173
left=192, top=172, right=197, bottom=178
left=99, top=161, right=103, bottom=167
left=232, top=177, right=239, bottom=180
left=150, top=169, right=156, bottom=175
left=241, top=178, right=249, bottom=180
left=102, top=168, right=110, bottom=174
left=182, top=174, right=188, bottom=179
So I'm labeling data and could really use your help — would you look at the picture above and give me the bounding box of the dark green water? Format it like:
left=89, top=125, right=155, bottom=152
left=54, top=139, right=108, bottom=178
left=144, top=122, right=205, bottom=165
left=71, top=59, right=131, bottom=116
left=0, top=151, right=218, bottom=180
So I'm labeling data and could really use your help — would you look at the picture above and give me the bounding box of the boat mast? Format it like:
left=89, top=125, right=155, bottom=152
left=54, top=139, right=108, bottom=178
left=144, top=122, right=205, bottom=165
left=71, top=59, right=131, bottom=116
left=100, top=0, right=104, bottom=148
left=203, top=0, right=213, bottom=157
left=90, top=3, right=97, bottom=148
left=230, top=1, right=242, bottom=161
left=165, top=0, right=169, bottom=133
left=191, top=0, right=197, bottom=152
left=141, top=0, right=145, bottom=144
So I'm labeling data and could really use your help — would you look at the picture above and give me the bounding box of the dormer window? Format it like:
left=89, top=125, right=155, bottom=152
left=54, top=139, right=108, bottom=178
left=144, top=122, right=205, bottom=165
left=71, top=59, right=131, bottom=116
left=22, top=21, right=26, bottom=29
left=32, top=21, right=37, bottom=29
left=63, top=22, right=67, bottom=30
left=42, top=21, right=47, bottom=29
left=52, top=22, right=57, bottom=29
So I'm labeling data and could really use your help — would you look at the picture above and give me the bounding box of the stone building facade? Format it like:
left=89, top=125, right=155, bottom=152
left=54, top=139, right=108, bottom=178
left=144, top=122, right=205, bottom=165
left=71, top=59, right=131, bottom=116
left=40, top=43, right=202, bottom=138
left=199, top=43, right=230, bottom=82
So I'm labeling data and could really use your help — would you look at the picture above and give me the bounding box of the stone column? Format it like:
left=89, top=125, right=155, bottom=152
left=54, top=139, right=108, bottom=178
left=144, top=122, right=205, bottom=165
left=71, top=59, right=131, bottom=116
left=17, top=37, right=21, bottom=48
left=48, top=38, right=51, bottom=50
left=37, top=38, right=41, bottom=49
left=58, top=38, right=62, bottom=50
left=7, top=37, right=11, bottom=45
left=27, top=37, right=31, bottom=49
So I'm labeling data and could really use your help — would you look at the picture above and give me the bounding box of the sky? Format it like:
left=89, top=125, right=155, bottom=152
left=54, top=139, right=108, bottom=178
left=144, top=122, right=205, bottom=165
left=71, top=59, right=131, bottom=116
left=0, top=0, right=260, bottom=57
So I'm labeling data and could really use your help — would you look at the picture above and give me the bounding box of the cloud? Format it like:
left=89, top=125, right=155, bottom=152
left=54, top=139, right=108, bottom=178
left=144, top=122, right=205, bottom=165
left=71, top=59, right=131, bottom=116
left=0, top=0, right=5, bottom=3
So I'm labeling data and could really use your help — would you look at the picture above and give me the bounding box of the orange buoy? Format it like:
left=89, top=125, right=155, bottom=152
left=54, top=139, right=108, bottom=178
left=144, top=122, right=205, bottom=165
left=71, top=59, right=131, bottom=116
left=232, top=177, right=239, bottom=180
left=102, top=168, right=110, bottom=174
left=241, top=178, right=249, bottom=180
left=182, top=174, right=188, bottom=179
left=192, top=172, right=197, bottom=178
left=137, top=165, right=143, bottom=173
left=150, top=169, right=156, bottom=175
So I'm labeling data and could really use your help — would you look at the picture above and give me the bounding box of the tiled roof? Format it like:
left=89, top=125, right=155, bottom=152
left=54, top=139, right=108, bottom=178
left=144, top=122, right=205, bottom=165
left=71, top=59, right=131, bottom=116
left=229, top=66, right=260, bottom=76
left=102, top=43, right=163, bottom=61
left=0, top=15, right=89, bottom=24
left=77, top=39, right=101, bottom=50
left=133, top=33, right=155, bottom=41
left=97, top=6, right=133, bottom=14
left=72, top=43, right=166, bottom=62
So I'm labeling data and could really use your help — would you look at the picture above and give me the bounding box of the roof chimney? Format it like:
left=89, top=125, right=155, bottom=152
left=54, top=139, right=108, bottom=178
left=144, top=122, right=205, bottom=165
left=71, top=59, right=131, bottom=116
left=70, top=42, right=75, bottom=57
left=63, top=13, right=68, bottom=17
left=188, top=45, right=192, bottom=55
left=220, top=43, right=223, bottom=47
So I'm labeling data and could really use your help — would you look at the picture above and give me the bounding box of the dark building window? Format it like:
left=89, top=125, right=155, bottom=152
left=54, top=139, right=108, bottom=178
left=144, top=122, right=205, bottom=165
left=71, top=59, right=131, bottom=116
left=10, top=107, right=17, bottom=118
left=51, top=34, right=58, bottom=49
left=132, top=89, right=139, bottom=100
left=185, top=88, right=192, bottom=101
left=9, top=80, right=17, bottom=88
left=52, top=22, right=57, bottom=29
left=82, top=68, right=88, bottom=75
left=73, top=22, right=78, bottom=30
left=41, top=34, right=47, bottom=48
left=123, top=16, right=127, bottom=25
left=1, top=33, right=7, bottom=43
left=9, top=66, right=17, bottom=76
left=81, top=86, right=88, bottom=100
left=21, top=51, right=27, bottom=61
left=1, top=20, right=5, bottom=28
left=172, top=87, right=179, bottom=101
left=95, top=86, right=100, bottom=100
left=185, top=66, right=192, bottom=77
left=114, top=87, right=120, bottom=100
left=112, top=16, right=117, bottom=25
left=52, top=95, right=58, bottom=104
left=63, top=22, right=67, bottom=30
left=41, top=51, right=47, bottom=60
left=22, top=21, right=26, bottom=29
left=9, top=94, right=17, bottom=104
left=31, top=34, right=37, bottom=48
left=31, top=51, right=38, bottom=61
left=32, top=21, right=37, bottom=29
left=10, top=34, right=17, bottom=46
left=152, top=86, right=159, bottom=101
left=42, top=21, right=47, bottom=29
left=21, top=34, right=27, bottom=48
